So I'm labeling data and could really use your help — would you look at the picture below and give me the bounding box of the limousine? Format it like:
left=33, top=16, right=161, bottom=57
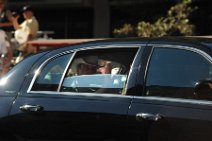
left=0, top=37, right=211, bottom=141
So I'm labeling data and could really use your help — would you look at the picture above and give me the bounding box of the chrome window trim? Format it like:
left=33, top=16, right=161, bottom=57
left=27, top=44, right=144, bottom=95
left=143, top=44, right=212, bottom=103
left=28, top=90, right=133, bottom=98
left=57, top=52, right=77, bottom=92
left=145, top=44, right=212, bottom=84
left=70, top=44, right=141, bottom=52
left=134, top=96, right=212, bottom=106
left=27, top=51, right=74, bottom=93
left=149, top=44, right=212, bottom=63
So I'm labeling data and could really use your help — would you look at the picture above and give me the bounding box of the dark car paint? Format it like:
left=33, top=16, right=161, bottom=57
left=128, top=97, right=212, bottom=141
left=7, top=40, right=147, bottom=140
left=0, top=52, right=49, bottom=119
left=0, top=37, right=211, bottom=140
left=127, top=38, right=212, bottom=141
left=10, top=94, right=132, bottom=139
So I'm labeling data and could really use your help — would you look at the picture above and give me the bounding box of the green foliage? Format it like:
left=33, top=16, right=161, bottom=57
left=113, top=24, right=136, bottom=37
left=113, top=0, right=197, bottom=37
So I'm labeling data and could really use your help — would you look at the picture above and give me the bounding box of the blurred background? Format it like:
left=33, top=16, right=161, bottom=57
left=7, top=0, right=212, bottom=39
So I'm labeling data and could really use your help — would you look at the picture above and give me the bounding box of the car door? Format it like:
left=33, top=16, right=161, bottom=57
left=0, top=52, right=48, bottom=139
left=127, top=43, right=212, bottom=141
left=9, top=45, right=141, bottom=140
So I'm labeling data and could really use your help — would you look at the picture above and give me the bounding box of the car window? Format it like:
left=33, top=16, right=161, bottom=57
left=145, top=47, right=212, bottom=99
left=61, top=48, right=138, bottom=94
left=31, top=54, right=72, bottom=91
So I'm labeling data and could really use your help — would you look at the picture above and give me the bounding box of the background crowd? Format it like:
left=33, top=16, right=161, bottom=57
left=0, top=0, right=39, bottom=76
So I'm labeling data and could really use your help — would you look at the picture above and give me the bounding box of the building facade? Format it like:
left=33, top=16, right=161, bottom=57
left=7, top=0, right=212, bottom=38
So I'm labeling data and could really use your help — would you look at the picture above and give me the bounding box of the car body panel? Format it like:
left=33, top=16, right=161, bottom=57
left=128, top=97, right=212, bottom=141
left=10, top=93, right=133, bottom=139
left=0, top=37, right=211, bottom=140
left=127, top=39, right=212, bottom=141
left=7, top=41, right=146, bottom=140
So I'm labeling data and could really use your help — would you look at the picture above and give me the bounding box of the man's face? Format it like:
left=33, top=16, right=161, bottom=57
left=97, top=66, right=111, bottom=74
left=77, top=63, right=96, bottom=75
left=23, top=11, right=30, bottom=19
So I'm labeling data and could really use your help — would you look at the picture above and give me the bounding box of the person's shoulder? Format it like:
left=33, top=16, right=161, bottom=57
left=31, top=17, right=39, bottom=25
left=32, top=16, right=38, bottom=21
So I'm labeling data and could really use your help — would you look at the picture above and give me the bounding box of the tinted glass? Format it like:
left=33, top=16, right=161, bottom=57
left=0, top=53, right=46, bottom=92
left=61, top=48, right=138, bottom=94
left=146, top=48, right=212, bottom=99
left=31, top=54, right=72, bottom=91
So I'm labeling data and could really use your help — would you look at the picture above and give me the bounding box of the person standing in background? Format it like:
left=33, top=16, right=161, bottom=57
left=0, top=0, right=13, bottom=76
left=0, top=30, right=12, bottom=77
left=12, top=5, right=39, bottom=56
left=0, top=0, right=13, bottom=40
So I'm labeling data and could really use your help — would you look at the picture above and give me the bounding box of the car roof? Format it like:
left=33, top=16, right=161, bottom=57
left=43, top=36, right=212, bottom=55
left=80, top=36, right=212, bottom=45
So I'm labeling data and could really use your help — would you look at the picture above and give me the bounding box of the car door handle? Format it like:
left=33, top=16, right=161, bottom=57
left=136, top=113, right=162, bottom=122
left=20, top=104, right=44, bottom=113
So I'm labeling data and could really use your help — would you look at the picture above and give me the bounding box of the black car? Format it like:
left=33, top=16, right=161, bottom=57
left=0, top=37, right=212, bottom=141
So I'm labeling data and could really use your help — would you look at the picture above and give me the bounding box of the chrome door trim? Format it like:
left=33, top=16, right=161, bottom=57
left=27, top=90, right=134, bottom=99
left=133, top=96, right=212, bottom=107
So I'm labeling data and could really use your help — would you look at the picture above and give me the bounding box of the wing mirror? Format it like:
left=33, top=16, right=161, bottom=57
left=194, top=80, right=212, bottom=100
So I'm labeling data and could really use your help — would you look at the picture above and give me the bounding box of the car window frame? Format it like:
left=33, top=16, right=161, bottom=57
left=27, top=51, right=75, bottom=93
left=27, top=44, right=142, bottom=96
left=143, top=44, right=212, bottom=100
